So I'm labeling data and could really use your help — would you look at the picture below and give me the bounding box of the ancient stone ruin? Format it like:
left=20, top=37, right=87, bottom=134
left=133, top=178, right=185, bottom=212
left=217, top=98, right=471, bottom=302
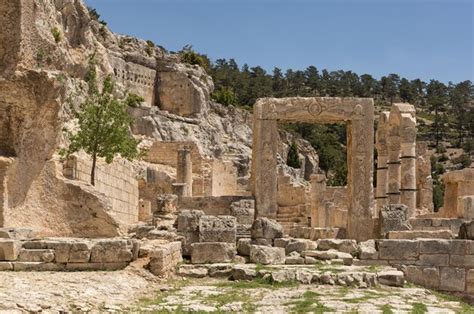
left=0, top=0, right=473, bottom=311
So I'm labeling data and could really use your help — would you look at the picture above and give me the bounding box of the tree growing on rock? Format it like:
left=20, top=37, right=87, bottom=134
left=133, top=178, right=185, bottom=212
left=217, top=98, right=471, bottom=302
left=62, top=63, right=140, bottom=186
left=287, top=142, right=301, bottom=169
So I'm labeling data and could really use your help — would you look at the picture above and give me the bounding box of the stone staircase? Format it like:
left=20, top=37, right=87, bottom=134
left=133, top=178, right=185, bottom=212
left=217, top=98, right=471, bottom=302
left=276, top=205, right=309, bottom=235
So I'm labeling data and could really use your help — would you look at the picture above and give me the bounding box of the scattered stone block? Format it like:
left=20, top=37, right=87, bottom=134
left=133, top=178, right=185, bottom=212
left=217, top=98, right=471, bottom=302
left=232, top=255, right=247, bottom=264
left=249, top=245, right=285, bottom=265
left=377, top=270, right=404, bottom=287
left=199, top=215, right=236, bottom=243
left=379, top=204, right=411, bottom=236
left=295, top=270, right=313, bottom=284
left=230, top=199, right=255, bottom=225
left=250, top=218, right=283, bottom=241
left=177, top=210, right=204, bottom=232
left=237, top=238, right=252, bottom=256
left=148, top=242, right=182, bottom=277
left=304, top=256, right=318, bottom=265
left=208, top=263, right=234, bottom=278
left=378, top=240, right=419, bottom=260
left=191, top=243, right=236, bottom=264
left=285, top=252, right=304, bottom=265
left=358, top=240, right=378, bottom=260
left=232, top=265, right=256, bottom=281
left=440, top=267, right=466, bottom=292
left=317, top=239, right=358, bottom=254
left=177, top=265, right=208, bottom=278
left=0, top=239, right=21, bottom=261
left=271, top=269, right=296, bottom=283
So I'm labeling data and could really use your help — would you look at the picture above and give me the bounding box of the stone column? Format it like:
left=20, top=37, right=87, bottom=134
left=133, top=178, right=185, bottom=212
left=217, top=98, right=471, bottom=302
left=0, top=157, right=13, bottom=227
left=400, top=110, right=417, bottom=217
left=176, top=148, right=193, bottom=197
left=416, top=142, right=434, bottom=212
left=387, top=114, right=401, bottom=205
left=375, top=112, right=390, bottom=210
left=310, top=174, right=326, bottom=227
left=251, top=101, right=279, bottom=219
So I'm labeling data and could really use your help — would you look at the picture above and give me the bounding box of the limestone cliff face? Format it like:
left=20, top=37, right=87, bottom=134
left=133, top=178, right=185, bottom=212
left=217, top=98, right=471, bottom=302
left=0, top=0, right=320, bottom=236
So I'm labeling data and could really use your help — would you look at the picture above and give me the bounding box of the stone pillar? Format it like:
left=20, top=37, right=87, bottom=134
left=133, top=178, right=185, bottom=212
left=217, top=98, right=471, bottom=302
left=251, top=102, right=279, bottom=219
left=0, top=157, right=13, bottom=227
left=399, top=108, right=417, bottom=217
left=387, top=113, right=401, bottom=205
left=416, top=142, right=434, bottom=213
left=375, top=112, right=390, bottom=210
left=176, top=148, right=192, bottom=197
left=310, top=174, right=326, bottom=227
left=346, top=102, right=375, bottom=241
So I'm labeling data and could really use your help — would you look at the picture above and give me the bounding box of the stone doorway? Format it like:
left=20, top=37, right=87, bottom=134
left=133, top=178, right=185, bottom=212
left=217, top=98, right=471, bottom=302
left=251, top=97, right=375, bottom=241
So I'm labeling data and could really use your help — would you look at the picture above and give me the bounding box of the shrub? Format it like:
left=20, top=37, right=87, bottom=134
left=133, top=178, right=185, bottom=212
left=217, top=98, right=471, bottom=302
left=125, top=93, right=145, bottom=107
left=179, top=45, right=211, bottom=72
left=438, top=154, right=449, bottom=162
left=453, top=154, right=472, bottom=169
left=211, top=86, right=237, bottom=106
left=435, top=144, right=446, bottom=154
left=287, top=142, right=301, bottom=169
left=51, top=27, right=61, bottom=43
left=146, top=40, right=155, bottom=56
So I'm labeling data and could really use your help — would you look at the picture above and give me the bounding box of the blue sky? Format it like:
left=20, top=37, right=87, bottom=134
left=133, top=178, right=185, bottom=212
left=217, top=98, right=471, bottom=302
left=85, top=0, right=473, bottom=83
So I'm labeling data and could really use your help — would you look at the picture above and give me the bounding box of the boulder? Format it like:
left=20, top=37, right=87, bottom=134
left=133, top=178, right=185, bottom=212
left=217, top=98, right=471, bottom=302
left=199, top=215, right=236, bottom=243
left=251, top=218, right=283, bottom=241
left=249, top=245, right=285, bottom=265
left=191, top=243, right=236, bottom=264
left=317, top=239, right=358, bottom=254
left=358, top=240, right=378, bottom=260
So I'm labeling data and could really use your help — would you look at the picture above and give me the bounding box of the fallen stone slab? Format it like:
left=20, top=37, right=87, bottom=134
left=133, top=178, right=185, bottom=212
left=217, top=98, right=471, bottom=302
left=191, top=243, right=236, bottom=264
left=177, top=265, right=209, bottom=278
left=251, top=218, right=283, bottom=241
left=249, top=245, right=285, bottom=265
left=302, top=249, right=353, bottom=265
left=317, top=239, right=358, bottom=254
left=231, top=265, right=257, bottom=281
left=271, top=269, right=296, bottom=283
left=377, top=270, right=405, bottom=287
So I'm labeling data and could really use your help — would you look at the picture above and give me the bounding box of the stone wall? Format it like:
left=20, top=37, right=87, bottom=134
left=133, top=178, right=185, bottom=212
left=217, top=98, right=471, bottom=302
left=109, top=55, right=156, bottom=105
left=409, top=218, right=470, bottom=236
left=441, top=168, right=474, bottom=219
left=64, top=155, right=139, bottom=226
left=178, top=196, right=252, bottom=216
left=211, top=160, right=238, bottom=196
left=360, top=239, right=474, bottom=296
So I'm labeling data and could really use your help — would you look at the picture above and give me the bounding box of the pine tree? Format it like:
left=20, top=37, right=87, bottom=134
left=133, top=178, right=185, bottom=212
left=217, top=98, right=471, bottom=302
left=287, top=142, right=301, bottom=168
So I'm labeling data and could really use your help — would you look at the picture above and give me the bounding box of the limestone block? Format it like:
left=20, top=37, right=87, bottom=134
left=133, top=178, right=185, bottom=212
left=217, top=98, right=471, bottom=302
left=156, top=194, right=178, bottom=215
left=237, top=238, right=252, bottom=256
left=251, top=217, right=284, bottom=241
left=458, top=221, right=474, bottom=240
left=379, top=204, right=411, bottom=236
left=90, top=239, right=133, bottom=263
left=358, top=240, right=378, bottom=260
left=149, top=241, right=182, bottom=277
left=0, top=228, right=33, bottom=240
left=419, top=239, right=451, bottom=254
left=199, top=215, right=236, bottom=243
left=249, top=245, right=285, bottom=265
left=230, top=199, right=255, bottom=225
left=176, top=265, right=208, bottom=278
left=440, top=267, right=466, bottom=292
left=0, top=239, right=20, bottom=261
left=0, top=262, right=13, bottom=271
left=302, top=249, right=353, bottom=265
left=317, top=239, right=358, bottom=254
left=387, top=230, right=453, bottom=239
left=18, top=249, right=55, bottom=263
left=378, top=240, right=419, bottom=260
left=13, top=262, right=66, bottom=271
left=190, top=243, right=236, bottom=264
left=177, top=209, right=204, bottom=232
left=467, top=269, right=474, bottom=294
left=207, top=263, right=233, bottom=278
left=377, top=270, right=405, bottom=287
left=418, top=254, right=449, bottom=266
left=271, top=269, right=296, bottom=283
left=232, top=265, right=256, bottom=281
left=65, top=262, right=128, bottom=271
left=285, top=239, right=317, bottom=255
left=449, top=254, right=474, bottom=268
left=405, top=265, right=424, bottom=285
left=423, top=267, right=440, bottom=289
left=285, top=253, right=305, bottom=265
left=181, top=231, right=199, bottom=257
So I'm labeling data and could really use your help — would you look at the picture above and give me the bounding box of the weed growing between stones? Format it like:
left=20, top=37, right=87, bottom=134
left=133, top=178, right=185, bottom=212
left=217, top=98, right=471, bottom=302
left=285, top=290, right=333, bottom=313
left=380, top=303, right=394, bottom=314
left=411, top=302, right=428, bottom=314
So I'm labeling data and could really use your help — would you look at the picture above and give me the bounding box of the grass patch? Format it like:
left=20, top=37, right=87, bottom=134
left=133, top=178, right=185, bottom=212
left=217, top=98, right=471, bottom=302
left=367, top=265, right=382, bottom=273
left=380, top=304, right=394, bottom=314
left=343, top=295, right=374, bottom=304
left=285, top=289, right=333, bottom=313
left=203, top=289, right=256, bottom=312
left=430, top=290, right=474, bottom=313
left=411, top=302, right=427, bottom=314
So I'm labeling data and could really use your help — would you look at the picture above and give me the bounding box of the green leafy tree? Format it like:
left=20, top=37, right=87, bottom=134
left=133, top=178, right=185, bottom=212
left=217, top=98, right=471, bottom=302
left=63, top=64, right=140, bottom=186
left=426, top=80, right=448, bottom=146
left=211, top=86, right=237, bottom=106
left=287, top=142, right=301, bottom=168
